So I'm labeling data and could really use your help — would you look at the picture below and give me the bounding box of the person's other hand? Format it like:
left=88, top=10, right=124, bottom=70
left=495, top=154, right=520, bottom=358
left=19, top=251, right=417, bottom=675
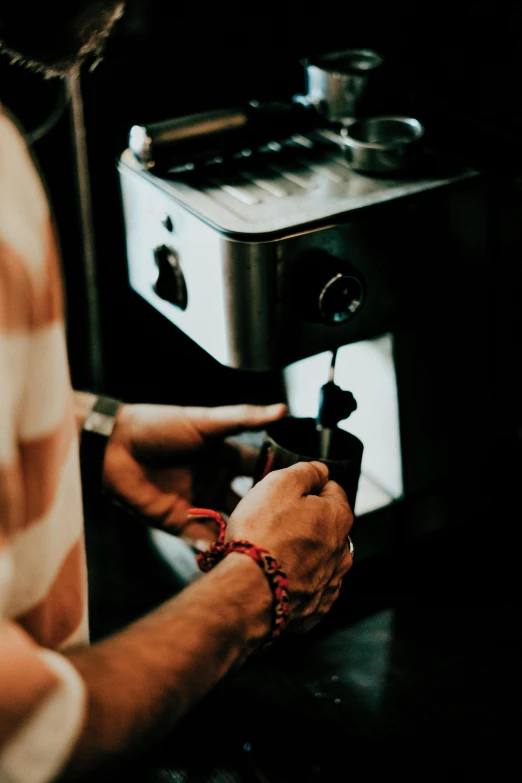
left=226, top=461, right=354, bottom=632
left=103, top=402, right=287, bottom=547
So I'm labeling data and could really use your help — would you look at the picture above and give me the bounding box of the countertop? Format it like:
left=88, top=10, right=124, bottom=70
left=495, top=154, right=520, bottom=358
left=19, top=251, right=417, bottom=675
left=82, top=445, right=521, bottom=781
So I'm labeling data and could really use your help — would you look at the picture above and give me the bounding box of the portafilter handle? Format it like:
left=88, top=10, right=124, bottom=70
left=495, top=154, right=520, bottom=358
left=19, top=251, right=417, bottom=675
left=129, top=100, right=324, bottom=172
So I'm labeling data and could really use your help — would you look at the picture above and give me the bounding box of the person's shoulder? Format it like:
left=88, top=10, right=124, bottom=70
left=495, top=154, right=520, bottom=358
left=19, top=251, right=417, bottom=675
left=0, top=102, right=50, bottom=271
left=0, top=101, right=28, bottom=149
left=0, top=102, right=41, bottom=176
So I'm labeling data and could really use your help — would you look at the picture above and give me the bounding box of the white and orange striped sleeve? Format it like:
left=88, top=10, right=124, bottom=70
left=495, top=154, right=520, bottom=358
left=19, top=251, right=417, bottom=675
left=0, top=109, right=87, bottom=783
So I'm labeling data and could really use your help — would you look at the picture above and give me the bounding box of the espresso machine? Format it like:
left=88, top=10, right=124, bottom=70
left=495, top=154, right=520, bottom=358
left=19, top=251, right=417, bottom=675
left=117, top=50, right=489, bottom=560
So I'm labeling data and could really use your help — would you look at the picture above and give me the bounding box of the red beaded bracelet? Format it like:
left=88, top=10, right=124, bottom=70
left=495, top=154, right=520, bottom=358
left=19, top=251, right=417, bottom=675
left=187, top=508, right=290, bottom=642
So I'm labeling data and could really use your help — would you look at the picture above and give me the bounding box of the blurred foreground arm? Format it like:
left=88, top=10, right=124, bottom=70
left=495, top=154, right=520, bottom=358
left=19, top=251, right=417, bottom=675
left=62, top=552, right=272, bottom=778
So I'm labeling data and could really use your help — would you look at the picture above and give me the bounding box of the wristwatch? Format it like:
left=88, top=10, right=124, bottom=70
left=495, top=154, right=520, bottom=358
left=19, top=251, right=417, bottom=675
left=80, top=395, right=123, bottom=493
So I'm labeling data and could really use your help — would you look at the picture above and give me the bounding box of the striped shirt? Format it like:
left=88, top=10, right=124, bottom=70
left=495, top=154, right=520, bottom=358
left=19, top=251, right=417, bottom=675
left=0, top=108, right=87, bottom=782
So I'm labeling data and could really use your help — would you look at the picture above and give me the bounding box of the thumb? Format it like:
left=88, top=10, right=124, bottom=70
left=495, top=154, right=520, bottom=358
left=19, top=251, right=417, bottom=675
left=266, top=460, right=329, bottom=496
left=184, top=403, right=288, bottom=437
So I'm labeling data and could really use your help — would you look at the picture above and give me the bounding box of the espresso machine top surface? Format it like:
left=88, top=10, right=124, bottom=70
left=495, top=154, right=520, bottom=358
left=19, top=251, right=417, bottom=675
left=119, top=131, right=478, bottom=241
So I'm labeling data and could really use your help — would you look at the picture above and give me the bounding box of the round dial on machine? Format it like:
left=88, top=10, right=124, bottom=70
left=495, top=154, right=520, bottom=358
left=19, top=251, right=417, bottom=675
left=318, top=271, right=364, bottom=324
left=291, top=249, right=365, bottom=325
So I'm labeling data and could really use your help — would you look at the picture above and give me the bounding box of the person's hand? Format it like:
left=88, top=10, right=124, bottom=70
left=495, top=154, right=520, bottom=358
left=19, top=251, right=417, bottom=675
left=226, top=461, right=354, bottom=632
left=103, top=402, right=287, bottom=547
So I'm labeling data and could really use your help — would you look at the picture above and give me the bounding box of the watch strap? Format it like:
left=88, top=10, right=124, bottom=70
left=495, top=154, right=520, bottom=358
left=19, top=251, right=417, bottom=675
left=80, top=395, right=123, bottom=494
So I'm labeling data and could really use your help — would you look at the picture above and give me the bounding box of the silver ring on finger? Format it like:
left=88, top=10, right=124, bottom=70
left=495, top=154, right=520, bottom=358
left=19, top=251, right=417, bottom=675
left=346, top=534, right=354, bottom=559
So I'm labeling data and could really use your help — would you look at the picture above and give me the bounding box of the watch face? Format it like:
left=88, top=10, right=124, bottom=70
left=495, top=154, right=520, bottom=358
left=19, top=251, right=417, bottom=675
left=84, top=410, right=117, bottom=438
left=84, top=397, right=123, bottom=437
left=81, top=398, right=124, bottom=488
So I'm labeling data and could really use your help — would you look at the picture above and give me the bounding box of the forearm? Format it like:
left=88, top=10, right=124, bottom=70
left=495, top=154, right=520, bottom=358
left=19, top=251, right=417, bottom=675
left=61, top=553, right=271, bottom=779
left=73, top=391, right=96, bottom=436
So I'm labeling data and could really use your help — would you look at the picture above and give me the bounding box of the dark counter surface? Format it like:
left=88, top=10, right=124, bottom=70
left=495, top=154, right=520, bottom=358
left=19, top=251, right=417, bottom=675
left=83, top=449, right=521, bottom=781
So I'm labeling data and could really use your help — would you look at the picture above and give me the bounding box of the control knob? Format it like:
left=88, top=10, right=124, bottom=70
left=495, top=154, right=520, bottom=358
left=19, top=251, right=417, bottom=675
left=291, top=249, right=365, bottom=325
left=152, top=245, right=188, bottom=310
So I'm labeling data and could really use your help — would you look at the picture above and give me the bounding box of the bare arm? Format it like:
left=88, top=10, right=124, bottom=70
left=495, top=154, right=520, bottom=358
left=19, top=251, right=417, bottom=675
left=61, top=553, right=271, bottom=779
left=61, top=461, right=353, bottom=781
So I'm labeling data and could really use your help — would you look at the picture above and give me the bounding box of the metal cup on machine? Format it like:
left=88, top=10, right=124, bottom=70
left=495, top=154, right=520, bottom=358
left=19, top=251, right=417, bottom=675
left=253, top=416, right=364, bottom=513
left=301, top=48, right=384, bottom=125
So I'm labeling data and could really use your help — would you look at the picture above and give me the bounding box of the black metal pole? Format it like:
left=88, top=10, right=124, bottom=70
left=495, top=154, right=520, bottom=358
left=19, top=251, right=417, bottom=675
left=67, top=69, right=104, bottom=392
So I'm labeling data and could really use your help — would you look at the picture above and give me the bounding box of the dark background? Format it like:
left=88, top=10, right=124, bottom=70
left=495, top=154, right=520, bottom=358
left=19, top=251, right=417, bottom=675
left=2, top=0, right=521, bottom=580
left=2, top=0, right=522, bottom=409
left=2, top=0, right=522, bottom=763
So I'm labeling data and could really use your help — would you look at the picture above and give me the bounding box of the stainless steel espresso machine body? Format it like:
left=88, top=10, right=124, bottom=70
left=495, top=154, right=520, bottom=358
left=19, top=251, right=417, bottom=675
left=118, top=134, right=478, bottom=372
left=118, top=51, right=489, bottom=554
